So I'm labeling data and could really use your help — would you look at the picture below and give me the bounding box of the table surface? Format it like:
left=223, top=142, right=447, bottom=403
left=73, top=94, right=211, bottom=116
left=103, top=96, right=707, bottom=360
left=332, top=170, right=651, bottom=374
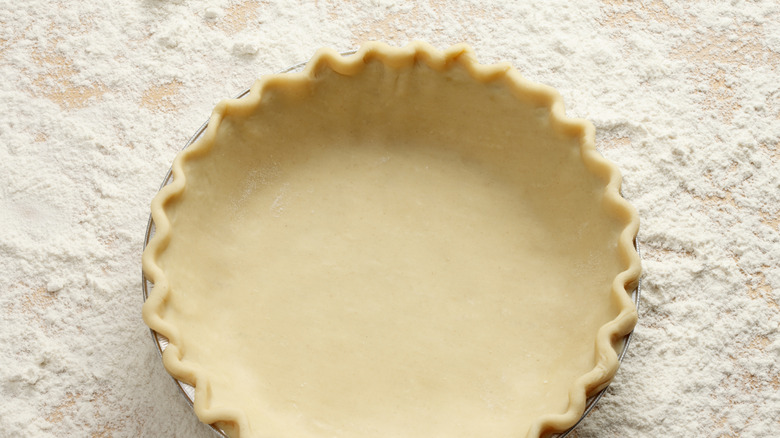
left=1, top=1, right=778, bottom=437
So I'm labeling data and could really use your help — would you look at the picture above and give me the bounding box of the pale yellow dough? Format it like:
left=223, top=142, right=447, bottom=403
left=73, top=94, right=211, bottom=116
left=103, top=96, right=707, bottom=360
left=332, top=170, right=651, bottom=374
left=143, top=43, right=640, bottom=438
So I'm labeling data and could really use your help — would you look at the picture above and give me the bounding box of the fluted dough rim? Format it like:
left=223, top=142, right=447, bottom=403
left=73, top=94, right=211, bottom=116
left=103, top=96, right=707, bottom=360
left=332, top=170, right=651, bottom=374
left=141, top=41, right=641, bottom=438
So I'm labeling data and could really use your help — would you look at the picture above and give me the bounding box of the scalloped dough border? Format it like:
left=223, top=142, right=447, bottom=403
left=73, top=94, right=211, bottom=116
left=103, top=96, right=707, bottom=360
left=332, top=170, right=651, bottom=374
left=142, top=41, right=641, bottom=438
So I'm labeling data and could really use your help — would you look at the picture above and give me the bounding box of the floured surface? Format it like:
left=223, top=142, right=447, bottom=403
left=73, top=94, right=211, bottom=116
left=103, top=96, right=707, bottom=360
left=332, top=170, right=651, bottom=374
left=0, top=1, right=778, bottom=437
left=156, top=62, right=626, bottom=438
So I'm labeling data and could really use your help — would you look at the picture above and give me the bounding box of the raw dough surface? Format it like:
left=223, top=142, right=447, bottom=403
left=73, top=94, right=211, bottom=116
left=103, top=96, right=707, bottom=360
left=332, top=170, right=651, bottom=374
left=143, top=44, right=639, bottom=438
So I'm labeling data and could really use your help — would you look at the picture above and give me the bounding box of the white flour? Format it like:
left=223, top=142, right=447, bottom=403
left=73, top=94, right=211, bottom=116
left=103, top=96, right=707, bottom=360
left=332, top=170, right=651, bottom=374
left=0, top=0, right=778, bottom=437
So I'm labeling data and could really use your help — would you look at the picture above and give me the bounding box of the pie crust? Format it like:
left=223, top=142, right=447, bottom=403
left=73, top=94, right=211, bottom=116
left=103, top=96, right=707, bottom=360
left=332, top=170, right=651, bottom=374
left=142, top=42, right=641, bottom=438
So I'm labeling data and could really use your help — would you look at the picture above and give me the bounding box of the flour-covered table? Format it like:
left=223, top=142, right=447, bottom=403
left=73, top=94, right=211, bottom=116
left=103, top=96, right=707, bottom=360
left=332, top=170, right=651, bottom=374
left=0, top=1, right=777, bottom=437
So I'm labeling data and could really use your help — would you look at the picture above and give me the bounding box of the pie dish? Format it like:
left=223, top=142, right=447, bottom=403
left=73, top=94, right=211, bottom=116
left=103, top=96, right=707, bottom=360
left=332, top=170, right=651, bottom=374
left=142, top=42, right=641, bottom=438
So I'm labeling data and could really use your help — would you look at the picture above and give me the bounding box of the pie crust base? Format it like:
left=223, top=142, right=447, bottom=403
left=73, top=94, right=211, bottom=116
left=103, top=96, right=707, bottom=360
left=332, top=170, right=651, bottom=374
left=142, top=42, right=641, bottom=438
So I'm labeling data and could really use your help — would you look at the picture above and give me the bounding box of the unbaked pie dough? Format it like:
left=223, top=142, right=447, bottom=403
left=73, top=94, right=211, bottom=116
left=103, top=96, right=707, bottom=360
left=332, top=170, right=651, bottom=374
left=142, top=42, right=641, bottom=438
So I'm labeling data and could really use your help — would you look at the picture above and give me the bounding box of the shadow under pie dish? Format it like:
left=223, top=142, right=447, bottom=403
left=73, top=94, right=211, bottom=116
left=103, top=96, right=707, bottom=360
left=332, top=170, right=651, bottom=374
left=141, top=42, right=641, bottom=438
